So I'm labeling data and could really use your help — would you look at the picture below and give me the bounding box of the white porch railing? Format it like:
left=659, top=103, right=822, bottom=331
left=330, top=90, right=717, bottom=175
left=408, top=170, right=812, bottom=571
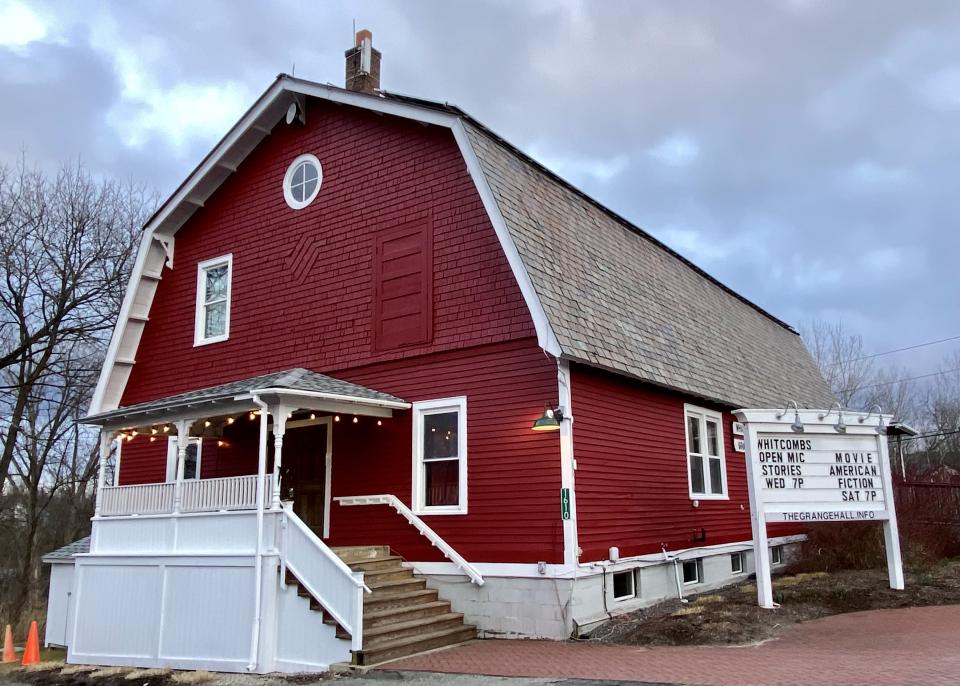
left=280, top=504, right=369, bottom=651
left=98, top=475, right=272, bottom=516
left=181, top=475, right=270, bottom=512
left=100, top=482, right=175, bottom=516
left=334, top=494, right=485, bottom=586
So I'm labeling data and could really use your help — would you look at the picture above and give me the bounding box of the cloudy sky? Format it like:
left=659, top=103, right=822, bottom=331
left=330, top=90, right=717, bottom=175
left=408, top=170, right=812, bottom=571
left=2, top=0, right=959, bottom=376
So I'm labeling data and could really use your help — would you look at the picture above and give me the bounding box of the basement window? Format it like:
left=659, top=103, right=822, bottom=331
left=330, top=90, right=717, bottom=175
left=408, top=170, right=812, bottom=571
left=283, top=153, right=322, bottom=209
left=684, top=404, right=728, bottom=499
left=731, top=552, right=745, bottom=574
left=194, top=254, right=232, bottom=346
left=612, top=570, right=638, bottom=601
left=682, top=559, right=703, bottom=585
left=412, top=397, right=467, bottom=515
left=771, top=545, right=784, bottom=566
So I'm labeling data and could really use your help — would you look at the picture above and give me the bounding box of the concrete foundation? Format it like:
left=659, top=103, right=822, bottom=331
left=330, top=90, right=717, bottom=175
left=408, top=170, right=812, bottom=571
left=422, top=540, right=801, bottom=639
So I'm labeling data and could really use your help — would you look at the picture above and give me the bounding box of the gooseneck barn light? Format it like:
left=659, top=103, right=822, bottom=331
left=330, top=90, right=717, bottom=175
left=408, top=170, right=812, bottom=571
left=531, top=405, right=563, bottom=432
left=776, top=400, right=804, bottom=433
left=819, top=403, right=847, bottom=433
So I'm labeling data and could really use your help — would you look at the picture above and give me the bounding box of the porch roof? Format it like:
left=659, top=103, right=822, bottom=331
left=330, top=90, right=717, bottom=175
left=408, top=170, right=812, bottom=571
left=81, top=367, right=409, bottom=427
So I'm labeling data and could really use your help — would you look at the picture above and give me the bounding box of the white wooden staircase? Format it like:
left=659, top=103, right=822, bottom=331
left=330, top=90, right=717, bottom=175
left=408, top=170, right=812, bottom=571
left=285, top=545, right=476, bottom=665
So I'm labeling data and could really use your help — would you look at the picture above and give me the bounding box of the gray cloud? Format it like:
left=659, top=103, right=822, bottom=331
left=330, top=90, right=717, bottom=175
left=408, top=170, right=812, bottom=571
left=2, top=0, right=958, bottom=373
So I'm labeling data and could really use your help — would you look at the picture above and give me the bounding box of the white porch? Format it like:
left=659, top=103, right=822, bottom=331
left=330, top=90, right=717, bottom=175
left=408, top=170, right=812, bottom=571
left=73, top=368, right=409, bottom=673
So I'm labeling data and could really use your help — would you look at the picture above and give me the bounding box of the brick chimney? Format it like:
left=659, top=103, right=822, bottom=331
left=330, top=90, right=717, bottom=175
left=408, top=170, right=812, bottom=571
left=345, top=29, right=381, bottom=94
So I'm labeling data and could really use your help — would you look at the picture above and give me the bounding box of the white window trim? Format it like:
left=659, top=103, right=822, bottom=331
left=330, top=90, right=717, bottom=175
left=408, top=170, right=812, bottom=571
left=283, top=153, right=323, bottom=210
left=194, top=254, right=233, bottom=347
left=411, top=396, right=467, bottom=515
left=683, top=403, right=729, bottom=500
left=681, top=558, right=703, bottom=585
left=612, top=569, right=638, bottom=601
left=165, top=436, right=202, bottom=482
left=731, top=551, right=745, bottom=575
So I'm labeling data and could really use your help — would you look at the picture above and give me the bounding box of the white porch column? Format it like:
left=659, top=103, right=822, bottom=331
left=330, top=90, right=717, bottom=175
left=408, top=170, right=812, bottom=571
left=271, top=405, right=289, bottom=509
left=173, top=419, right=189, bottom=513
left=94, top=430, right=113, bottom=517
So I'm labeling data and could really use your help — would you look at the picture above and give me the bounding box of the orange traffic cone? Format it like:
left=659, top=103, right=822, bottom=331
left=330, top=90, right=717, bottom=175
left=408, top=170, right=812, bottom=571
left=20, top=621, right=39, bottom=666
left=2, top=625, right=14, bottom=663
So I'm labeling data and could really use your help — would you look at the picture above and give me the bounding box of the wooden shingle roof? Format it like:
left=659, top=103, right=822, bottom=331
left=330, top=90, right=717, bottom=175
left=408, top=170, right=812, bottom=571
left=458, top=121, right=835, bottom=409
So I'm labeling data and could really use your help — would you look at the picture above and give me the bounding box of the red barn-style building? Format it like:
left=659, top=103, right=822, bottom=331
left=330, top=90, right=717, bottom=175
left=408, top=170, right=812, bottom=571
left=54, top=33, right=834, bottom=673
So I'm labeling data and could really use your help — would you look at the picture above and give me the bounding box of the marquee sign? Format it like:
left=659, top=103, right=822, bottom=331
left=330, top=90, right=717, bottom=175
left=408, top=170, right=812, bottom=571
left=734, top=407, right=904, bottom=609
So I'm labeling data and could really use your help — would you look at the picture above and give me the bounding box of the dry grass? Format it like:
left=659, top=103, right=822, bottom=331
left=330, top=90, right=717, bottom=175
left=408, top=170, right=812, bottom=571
left=124, top=668, right=172, bottom=680
left=170, top=670, right=217, bottom=684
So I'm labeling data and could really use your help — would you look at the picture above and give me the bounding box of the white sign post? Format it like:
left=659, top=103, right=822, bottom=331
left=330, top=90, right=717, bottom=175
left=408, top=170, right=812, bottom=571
left=734, top=407, right=904, bottom=609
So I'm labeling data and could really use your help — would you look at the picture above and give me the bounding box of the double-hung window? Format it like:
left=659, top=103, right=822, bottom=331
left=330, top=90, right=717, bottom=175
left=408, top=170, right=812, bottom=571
left=412, top=397, right=467, bottom=514
left=195, top=254, right=233, bottom=346
left=684, top=404, right=728, bottom=499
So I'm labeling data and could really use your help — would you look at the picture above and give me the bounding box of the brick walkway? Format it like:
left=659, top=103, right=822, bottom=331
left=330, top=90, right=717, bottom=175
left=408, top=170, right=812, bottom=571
left=381, top=605, right=960, bottom=686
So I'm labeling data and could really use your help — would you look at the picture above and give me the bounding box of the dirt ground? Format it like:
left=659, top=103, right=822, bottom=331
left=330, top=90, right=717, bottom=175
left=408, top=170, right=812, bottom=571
left=587, top=557, right=960, bottom=646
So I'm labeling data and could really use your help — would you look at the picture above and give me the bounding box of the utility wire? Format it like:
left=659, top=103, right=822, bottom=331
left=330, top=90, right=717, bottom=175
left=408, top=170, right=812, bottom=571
left=841, top=366, right=960, bottom=395
left=897, top=428, right=960, bottom=442
left=825, top=334, right=960, bottom=367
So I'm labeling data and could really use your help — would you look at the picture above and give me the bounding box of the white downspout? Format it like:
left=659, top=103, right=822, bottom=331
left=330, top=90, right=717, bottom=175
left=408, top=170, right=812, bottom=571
left=247, top=395, right=269, bottom=672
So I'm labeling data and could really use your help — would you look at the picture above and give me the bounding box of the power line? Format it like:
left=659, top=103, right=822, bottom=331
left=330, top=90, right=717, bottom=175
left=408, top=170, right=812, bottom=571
left=843, top=366, right=960, bottom=394
left=898, top=428, right=960, bottom=442
left=825, top=334, right=960, bottom=368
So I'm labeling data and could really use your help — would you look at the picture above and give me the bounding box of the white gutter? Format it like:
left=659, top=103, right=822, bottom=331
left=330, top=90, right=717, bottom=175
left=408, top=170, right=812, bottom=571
left=236, top=387, right=410, bottom=410
left=246, top=394, right=269, bottom=672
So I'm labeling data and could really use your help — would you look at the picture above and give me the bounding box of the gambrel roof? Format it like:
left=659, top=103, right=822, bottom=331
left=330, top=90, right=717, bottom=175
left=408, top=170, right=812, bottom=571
left=89, top=75, right=834, bottom=417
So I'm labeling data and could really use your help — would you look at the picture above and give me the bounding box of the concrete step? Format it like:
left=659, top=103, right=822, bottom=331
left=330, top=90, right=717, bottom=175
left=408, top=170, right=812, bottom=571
left=366, top=576, right=426, bottom=594
left=353, top=625, right=476, bottom=666
left=359, top=566, right=414, bottom=584
left=348, top=555, right=405, bottom=572
left=363, top=613, right=466, bottom=647
left=364, top=588, right=439, bottom=612
left=333, top=545, right=391, bottom=563
left=363, top=600, right=451, bottom=629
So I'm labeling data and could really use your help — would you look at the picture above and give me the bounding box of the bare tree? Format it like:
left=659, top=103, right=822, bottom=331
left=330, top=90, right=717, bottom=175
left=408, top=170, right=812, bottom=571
left=0, top=156, right=151, bottom=494
left=801, top=319, right=875, bottom=408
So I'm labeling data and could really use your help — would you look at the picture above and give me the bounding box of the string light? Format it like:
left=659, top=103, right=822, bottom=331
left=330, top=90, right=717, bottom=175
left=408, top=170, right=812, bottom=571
left=125, top=434, right=134, bottom=442
left=151, top=427, right=158, bottom=435
left=376, top=420, right=382, bottom=426
left=249, top=412, right=257, bottom=421
left=130, top=430, right=138, bottom=437
left=352, top=416, right=358, bottom=424
left=150, top=436, right=157, bottom=443
left=334, top=415, right=340, bottom=422
left=309, top=413, right=316, bottom=420
left=217, top=440, right=227, bottom=448
left=163, top=425, right=170, bottom=432
left=204, top=420, right=211, bottom=428
left=226, top=417, right=235, bottom=425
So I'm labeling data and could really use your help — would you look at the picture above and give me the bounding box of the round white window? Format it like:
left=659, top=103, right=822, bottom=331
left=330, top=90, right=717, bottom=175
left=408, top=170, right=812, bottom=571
left=283, top=153, right=322, bottom=209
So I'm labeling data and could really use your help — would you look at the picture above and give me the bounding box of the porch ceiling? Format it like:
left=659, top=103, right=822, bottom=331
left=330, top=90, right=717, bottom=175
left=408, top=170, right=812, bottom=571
left=81, top=367, right=409, bottom=429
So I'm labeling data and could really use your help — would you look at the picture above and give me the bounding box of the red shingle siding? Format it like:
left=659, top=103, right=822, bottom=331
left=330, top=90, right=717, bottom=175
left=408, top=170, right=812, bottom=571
left=121, top=100, right=534, bottom=405
left=327, top=338, right=563, bottom=564
left=571, top=364, right=800, bottom=561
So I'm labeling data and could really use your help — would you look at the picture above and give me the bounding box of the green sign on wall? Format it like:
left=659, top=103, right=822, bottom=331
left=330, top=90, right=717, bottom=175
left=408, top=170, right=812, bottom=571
left=560, top=487, right=571, bottom=520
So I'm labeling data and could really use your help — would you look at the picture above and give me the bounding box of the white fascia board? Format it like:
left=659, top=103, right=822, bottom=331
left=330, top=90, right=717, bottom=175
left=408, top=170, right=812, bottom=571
left=91, top=75, right=561, bottom=415
left=237, top=387, right=411, bottom=410
left=451, top=120, right=562, bottom=357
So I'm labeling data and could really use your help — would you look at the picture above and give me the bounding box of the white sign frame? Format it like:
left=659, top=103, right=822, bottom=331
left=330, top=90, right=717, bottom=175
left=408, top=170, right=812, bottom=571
left=734, top=408, right=904, bottom=609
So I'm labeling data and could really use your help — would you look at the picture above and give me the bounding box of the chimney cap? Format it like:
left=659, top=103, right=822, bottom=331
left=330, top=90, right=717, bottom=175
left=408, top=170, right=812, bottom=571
left=355, top=29, right=372, bottom=47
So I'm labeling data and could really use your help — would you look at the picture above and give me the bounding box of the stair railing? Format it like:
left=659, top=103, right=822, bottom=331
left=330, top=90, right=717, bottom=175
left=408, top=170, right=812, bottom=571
left=334, top=494, right=485, bottom=586
left=279, top=504, right=370, bottom=651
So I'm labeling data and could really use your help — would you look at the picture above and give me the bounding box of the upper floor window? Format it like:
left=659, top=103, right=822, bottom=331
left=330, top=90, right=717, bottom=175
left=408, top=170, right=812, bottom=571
left=684, top=404, right=728, bottom=499
left=195, top=254, right=232, bottom=346
left=283, top=153, right=322, bottom=210
left=412, top=397, right=467, bottom=515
